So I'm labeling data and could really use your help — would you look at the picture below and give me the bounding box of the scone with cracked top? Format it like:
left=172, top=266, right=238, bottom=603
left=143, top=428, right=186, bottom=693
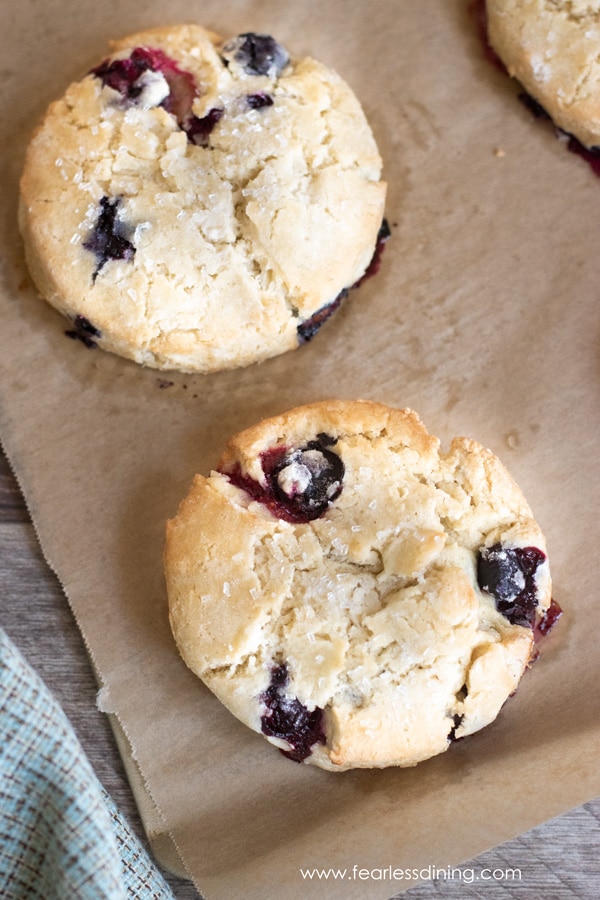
left=19, top=24, right=386, bottom=372
left=165, top=400, right=554, bottom=770
left=486, top=0, right=600, bottom=148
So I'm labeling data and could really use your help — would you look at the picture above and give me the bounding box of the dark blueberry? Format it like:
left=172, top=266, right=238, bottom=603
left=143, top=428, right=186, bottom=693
left=297, top=291, right=346, bottom=343
left=260, top=663, right=326, bottom=761
left=65, top=315, right=102, bottom=348
left=518, top=91, right=551, bottom=121
left=477, top=543, right=546, bottom=628
left=246, top=92, right=274, bottom=110
left=377, top=218, right=392, bottom=242
left=185, top=107, right=224, bottom=146
left=268, top=438, right=344, bottom=522
left=479, top=545, right=525, bottom=603
left=221, top=33, right=289, bottom=78
left=83, top=197, right=135, bottom=280
left=92, top=49, right=154, bottom=100
left=224, top=434, right=344, bottom=524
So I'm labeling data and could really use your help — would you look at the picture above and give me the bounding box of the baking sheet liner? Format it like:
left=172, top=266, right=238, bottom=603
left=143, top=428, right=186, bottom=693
left=1, top=1, right=599, bottom=897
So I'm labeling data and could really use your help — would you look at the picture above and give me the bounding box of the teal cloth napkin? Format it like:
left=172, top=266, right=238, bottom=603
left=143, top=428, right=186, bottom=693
left=0, top=627, right=177, bottom=899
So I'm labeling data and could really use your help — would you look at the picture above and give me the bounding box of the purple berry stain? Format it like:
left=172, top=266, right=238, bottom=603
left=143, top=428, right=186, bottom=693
left=533, top=597, right=563, bottom=641
left=566, top=138, right=600, bottom=177
left=297, top=219, right=390, bottom=343
left=354, top=218, right=391, bottom=287
left=92, top=47, right=194, bottom=120
left=92, top=46, right=223, bottom=145
left=83, top=197, right=135, bottom=280
left=224, top=433, right=344, bottom=524
left=297, top=291, right=346, bottom=343
left=260, top=664, right=326, bottom=761
left=92, top=48, right=167, bottom=102
left=477, top=544, right=546, bottom=627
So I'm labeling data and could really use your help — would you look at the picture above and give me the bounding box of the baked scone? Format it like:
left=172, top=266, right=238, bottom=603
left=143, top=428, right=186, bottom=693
left=19, top=25, right=386, bottom=372
left=486, top=0, right=600, bottom=148
left=165, top=400, right=553, bottom=770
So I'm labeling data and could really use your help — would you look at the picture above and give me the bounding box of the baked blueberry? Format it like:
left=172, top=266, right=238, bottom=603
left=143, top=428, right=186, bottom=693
left=246, top=92, right=274, bottom=110
left=260, top=664, right=326, bottom=761
left=477, top=544, right=546, bottom=627
left=221, top=33, right=289, bottom=78
left=83, top=196, right=135, bottom=279
left=225, top=434, right=344, bottom=523
left=269, top=438, right=344, bottom=521
left=65, top=315, right=102, bottom=348
left=185, top=107, right=224, bottom=146
left=297, top=291, right=346, bottom=343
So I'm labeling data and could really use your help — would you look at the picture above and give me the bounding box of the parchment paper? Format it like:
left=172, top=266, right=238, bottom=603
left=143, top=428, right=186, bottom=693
left=1, top=1, right=599, bottom=898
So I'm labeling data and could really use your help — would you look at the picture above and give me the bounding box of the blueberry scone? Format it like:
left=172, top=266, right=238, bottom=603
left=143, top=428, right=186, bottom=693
left=19, top=25, right=386, bottom=372
left=165, top=400, right=553, bottom=770
left=486, top=0, right=600, bottom=148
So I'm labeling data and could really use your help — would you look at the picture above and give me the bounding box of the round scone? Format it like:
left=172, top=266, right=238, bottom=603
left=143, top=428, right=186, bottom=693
left=165, top=400, right=553, bottom=770
left=486, top=0, right=600, bottom=148
left=19, top=25, right=386, bottom=373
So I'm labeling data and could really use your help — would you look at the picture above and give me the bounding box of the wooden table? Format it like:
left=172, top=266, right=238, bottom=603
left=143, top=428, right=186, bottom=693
left=1, top=444, right=597, bottom=899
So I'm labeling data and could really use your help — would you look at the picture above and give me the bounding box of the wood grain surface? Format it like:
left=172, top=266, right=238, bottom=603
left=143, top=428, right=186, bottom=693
left=0, top=444, right=597, bottom=899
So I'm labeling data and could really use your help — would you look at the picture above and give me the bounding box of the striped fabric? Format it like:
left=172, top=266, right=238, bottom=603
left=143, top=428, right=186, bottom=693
left=0, top=628, right=176, bottom=899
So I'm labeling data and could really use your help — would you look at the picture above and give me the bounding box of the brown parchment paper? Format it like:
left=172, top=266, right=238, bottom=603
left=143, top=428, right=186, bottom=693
left=1, top=1, right=599, bottom=897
